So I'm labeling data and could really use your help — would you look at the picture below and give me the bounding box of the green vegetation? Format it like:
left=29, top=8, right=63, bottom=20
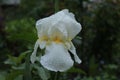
left=0, top=0, right=119, bottom=80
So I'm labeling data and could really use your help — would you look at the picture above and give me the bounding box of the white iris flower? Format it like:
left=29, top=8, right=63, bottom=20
left=31, top=9, right=82, bottom=72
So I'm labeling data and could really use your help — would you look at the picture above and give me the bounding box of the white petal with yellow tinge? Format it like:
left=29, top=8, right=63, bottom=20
left=31, top=9, right=82, bottom=72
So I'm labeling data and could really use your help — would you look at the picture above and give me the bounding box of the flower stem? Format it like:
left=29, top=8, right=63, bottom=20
left=54, top=72, right=58, bottom=80
left=54, top=0, right=59, bottom=12
left=24, top=53, right=32, bottom=80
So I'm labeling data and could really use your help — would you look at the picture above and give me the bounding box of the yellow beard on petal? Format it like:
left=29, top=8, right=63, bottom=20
left=53, top=36, right=63, bottom=43
left=41, top=36, right=48, bottom=41
left=39, top=36, right=63, bottom=44
left=38, top=35, right=72, bottom=50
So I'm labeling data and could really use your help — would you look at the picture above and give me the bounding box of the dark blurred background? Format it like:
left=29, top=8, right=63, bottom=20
left=0, top=0, right=120, bottom=80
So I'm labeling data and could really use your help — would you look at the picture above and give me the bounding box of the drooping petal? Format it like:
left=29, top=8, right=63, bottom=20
left=30, top=40, right=39, bottom=63
left=65, top=42, right=71, bottom=49
left=40, top=42, right=74, bottom=72
left=69, top=42, right=82, bottom=64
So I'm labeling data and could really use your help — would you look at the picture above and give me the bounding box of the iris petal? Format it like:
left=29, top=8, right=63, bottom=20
left=39, top=41, right=46, bottom=49
left=40, top=42, right=74, bottom=72
left=62, top=9, right=75, bottom=19
left=30, top=40, right=39, bottom=63
left=36, top=9, right=82, bottom=40
left=69, top=42, right=82, bottom=64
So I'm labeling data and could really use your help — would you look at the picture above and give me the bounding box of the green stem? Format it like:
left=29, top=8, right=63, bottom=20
left=54, top=0, right=59, bottom=12
left=54, top=72, right=58, bottom=80
left=24, top=53, right=32, bottom=80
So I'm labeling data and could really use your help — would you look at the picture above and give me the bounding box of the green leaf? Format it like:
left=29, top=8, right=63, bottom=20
left=89, top=56, right=98, bottom=76
left=4, top=58, right=16, bottom=65
left=33, top=64, right=50, bottom=80
left=67, top=67, right=86, bottom=75
left=12, top=63, right=25, bottom=70
left=14, top=75, right=23, bottom=80
left=0, top=74, right=5, bottom=80
left=6, top=70, right=23, bottom=80
left=4, top=50, right=31, bottom=66
left=4, top=55, right=18, bottom=66
left=17, top=50, right=32, bottom=64
left=105, top=64, right=118, bottom=69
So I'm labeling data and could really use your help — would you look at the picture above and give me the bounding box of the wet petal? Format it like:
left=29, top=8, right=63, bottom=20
left=36, top=9, right=82, bottom=40
left=40, top=42, right=74, bottom=72
left=33, top=9, right=82, bottom=72
left=52, top=9, right=81, bottom=39
left=48, top=26, right=67, bottom=42
left=63, top=17, right=81, bottom=39
left=30, top=40, right=39, bottom=63
left=62, top=9, right=75, bottom=19
left=52, top=9, right=82, bottom=39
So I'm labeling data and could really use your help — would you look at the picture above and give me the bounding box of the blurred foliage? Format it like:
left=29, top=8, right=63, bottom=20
left=0, top=0, right=120, bottom=80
